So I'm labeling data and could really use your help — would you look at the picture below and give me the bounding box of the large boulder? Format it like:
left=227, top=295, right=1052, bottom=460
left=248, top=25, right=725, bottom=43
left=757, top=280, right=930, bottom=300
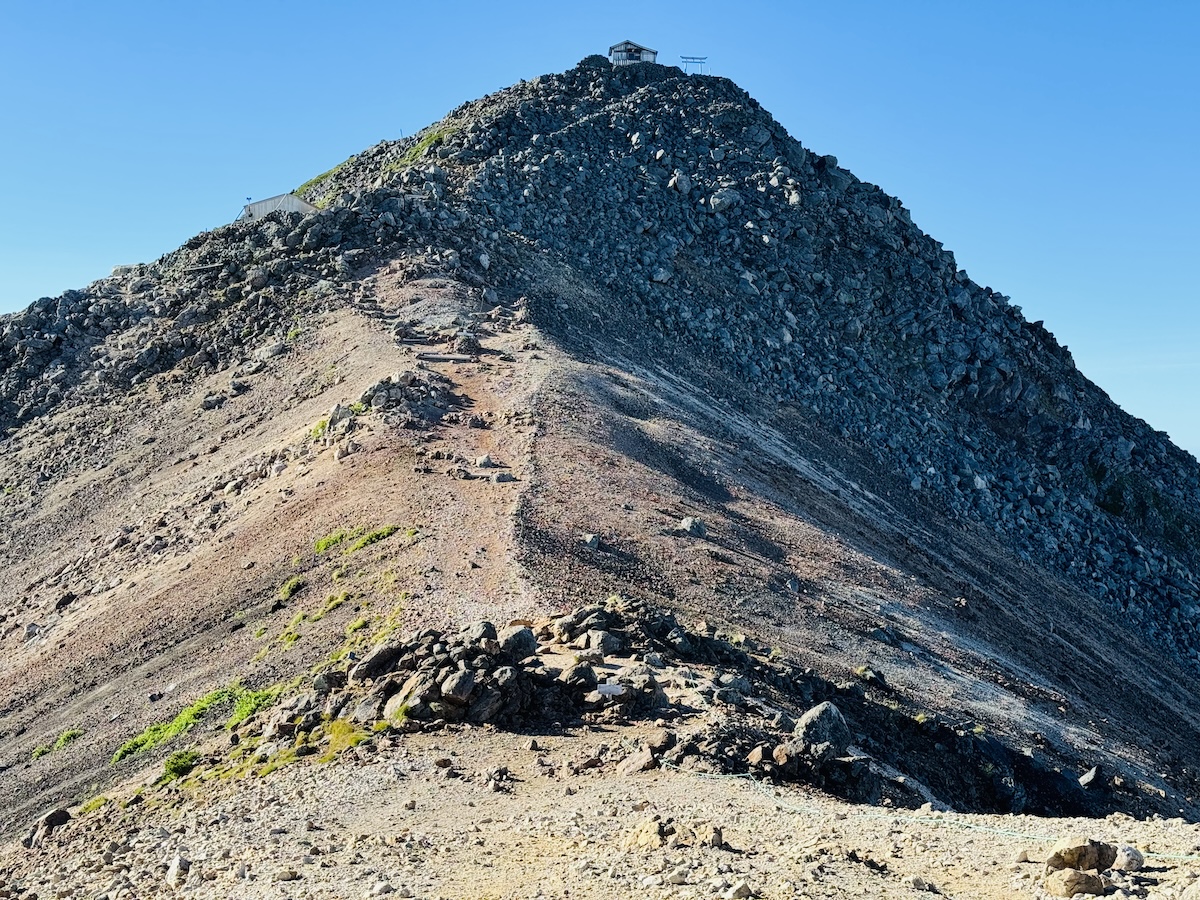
left=390, top=671, right=442, bottom=719
left=22, top=808, right=70, bottom=849
left=460, top=620, right=497, bottom=643
left=1045, top=868, right=1108, bottom=897
left=1044, top=837, right=1118, bottom=874
left=440, top=669, right=477, bottom=705
left=498, top=625, right=539, bottom=660
left=794, top=701, right=851, bottom=763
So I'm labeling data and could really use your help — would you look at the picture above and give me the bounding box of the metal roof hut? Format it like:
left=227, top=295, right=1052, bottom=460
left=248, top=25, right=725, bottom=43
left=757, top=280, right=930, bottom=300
left=237, top=193, right=317, bottom=222
left=609, top=40, right=657, bottom=66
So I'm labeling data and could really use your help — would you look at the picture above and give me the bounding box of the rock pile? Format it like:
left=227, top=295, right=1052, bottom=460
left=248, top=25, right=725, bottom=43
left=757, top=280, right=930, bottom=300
left=350, top=368, right=463, bottom=428
left=1039, top=835, right=1148, bottom=897
left=211, top=599, right=1129, bottom=819
left=286, top=601, right=689, bottom=735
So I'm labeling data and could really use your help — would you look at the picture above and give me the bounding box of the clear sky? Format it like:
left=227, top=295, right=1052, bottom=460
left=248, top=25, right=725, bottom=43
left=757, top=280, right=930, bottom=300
left=2, top=1, right=1196, bottom=455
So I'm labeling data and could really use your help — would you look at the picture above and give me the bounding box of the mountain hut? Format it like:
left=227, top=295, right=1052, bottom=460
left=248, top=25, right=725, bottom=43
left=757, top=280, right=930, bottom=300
left=609, top=40, right=658, bottom=66
left=237, top=193, right=317, bottom=222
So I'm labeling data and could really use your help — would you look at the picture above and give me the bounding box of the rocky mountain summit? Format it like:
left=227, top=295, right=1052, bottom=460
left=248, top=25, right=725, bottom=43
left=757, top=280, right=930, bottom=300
left=307, top=57, right=1200, bottom=650
left=4, top=58, right=1195, bottom=655
left=2, top=56, right=1200, bottom=899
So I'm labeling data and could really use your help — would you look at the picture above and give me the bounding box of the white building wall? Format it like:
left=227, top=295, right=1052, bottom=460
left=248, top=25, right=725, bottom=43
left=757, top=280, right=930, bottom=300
left=239, top=194, right=317, bottom=221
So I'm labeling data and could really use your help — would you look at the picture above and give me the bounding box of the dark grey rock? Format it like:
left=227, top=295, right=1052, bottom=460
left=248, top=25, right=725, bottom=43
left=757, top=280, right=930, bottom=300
left=467, top=687, right=503, bottom=724
left=348, top=641, right=407, bottom=683
left=441, top=669, right=477, bottom=705
left=313, top=671, right=347, bottom=694
left=498, top=625, right=539, bottom=660
left=664, top=627, right=693, bottom=654
left=559, top=662, right=598, bottom=691
left=461, top=621, right=498, bottom=643
left=794, top=701, right=851, bottom=764
left=585, top=629, right=622, bottom=656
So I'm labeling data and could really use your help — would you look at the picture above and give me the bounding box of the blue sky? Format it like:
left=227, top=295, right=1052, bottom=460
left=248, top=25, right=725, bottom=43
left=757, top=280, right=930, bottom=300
left=1, top=2, right=1196, bottom=455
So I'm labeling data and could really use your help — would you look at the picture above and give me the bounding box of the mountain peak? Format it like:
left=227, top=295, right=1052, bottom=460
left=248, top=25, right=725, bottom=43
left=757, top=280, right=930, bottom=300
left=2, top=59, right=1200, bottom=850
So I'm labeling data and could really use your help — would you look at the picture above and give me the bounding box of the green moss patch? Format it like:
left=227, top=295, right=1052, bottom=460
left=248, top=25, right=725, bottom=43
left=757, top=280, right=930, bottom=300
left=163, top=750, right=199, bottom=780
left=315, top=529, right=351, bottom=554
left=79, top=795, right=109, bottom=815
left=112, top=683, right=281, bottom=764
left=346, top=525, right=402, bottom=554
left=32, top=727, right=84, bottom=760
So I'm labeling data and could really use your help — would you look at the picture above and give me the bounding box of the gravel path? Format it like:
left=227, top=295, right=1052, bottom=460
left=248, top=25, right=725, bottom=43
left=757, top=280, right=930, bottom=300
left=7, top=725, right=1200, bottom=900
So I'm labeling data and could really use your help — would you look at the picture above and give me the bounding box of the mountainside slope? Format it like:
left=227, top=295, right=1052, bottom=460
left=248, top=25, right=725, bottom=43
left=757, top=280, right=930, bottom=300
left=2, top=57, right=1199, bottom=842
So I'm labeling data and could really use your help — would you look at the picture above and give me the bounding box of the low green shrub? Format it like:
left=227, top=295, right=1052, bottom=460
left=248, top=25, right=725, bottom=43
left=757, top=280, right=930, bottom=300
left=279, top=576, right=306, bottom=601
left=227, top=688, right=279, bottom=728
left=54, top=728, right=84, bottom=750
left=317, top=721, right=367, bottom=763
left=295, top=158, right=351, bottom=199
left=112, top=688, right=238, bottom=763
left=112, top=683, right=281, bottom=764
left=310, top=591, right=350, bottom=621
left=163, top=750, right=199, bottom=780
left=33, top=728, right=85, bottom=760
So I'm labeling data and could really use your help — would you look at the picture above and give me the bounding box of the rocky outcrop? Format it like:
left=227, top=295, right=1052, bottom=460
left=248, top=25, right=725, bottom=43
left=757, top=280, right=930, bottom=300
left=195, top=599, right=1137, bottom=818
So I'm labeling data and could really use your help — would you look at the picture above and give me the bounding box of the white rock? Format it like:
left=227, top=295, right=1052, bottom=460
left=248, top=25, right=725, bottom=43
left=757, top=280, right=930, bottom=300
left=710, top=188, right=743, bottom=213
left=255, top=341, right=287, bottom=361
left=1113, top=845, right=1144, bottom=872
left=165, top=855, right=190, bottom=889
